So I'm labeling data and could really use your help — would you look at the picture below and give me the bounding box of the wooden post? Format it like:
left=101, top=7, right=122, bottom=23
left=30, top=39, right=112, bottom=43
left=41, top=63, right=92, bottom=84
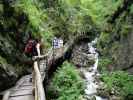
left=34, top=61, right=46, bottom=100
left=2, top=91, right=10, bottom=100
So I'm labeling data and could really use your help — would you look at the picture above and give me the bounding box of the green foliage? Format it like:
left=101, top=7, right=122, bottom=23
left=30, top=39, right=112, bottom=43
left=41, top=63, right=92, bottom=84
left=46, top=0, right=96, bottom=39
left=0, top=4, right=3, bottom=13
left=101, top=71, right=133, bottom=99
left=47, top=61, right=85, bottom=100
left=115, top=11, right=132, bottom=37
left=4, top=0, right=126, bottom=46
left=14, top=0, right=46, bottom=31
left=41, top=31, right=54, bottom=48
left=12, top=0, right=96, bottom=45
left=121, top=24, right=132, bottom=37
left=98, top=57, right=112, bottom=72
left=0, top=56, right=7, bottom=65
left=130, top=4, right=133, bottom=14
left=97, top=4, right=133, bottom=59
left=13, top=0, right=54, bottom=47
left=97, top=32, right=112, bottom=55
left=80, top=0, right=123, bottom=27
left=98, top=32, right=110, bottom=45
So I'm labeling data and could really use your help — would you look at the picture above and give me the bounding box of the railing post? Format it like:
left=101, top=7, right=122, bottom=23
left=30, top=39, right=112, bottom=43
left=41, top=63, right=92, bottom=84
left=2, top=91, right=10, bottom=100
left=34, top=61, right=46, bottom=100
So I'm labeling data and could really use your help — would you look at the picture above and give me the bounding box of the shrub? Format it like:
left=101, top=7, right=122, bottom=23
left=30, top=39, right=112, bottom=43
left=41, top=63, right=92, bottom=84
left=47, top=61, right=85, bottom=100
left=98, top=57, right=112, bottom=72
left=101, top=71, right=133, bottom=99
left=130, top=4, right=133, bottom=14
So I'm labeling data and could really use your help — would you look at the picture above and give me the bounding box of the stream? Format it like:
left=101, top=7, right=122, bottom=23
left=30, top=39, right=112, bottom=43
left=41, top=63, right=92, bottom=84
left=80, top=38, right=108, bottom=100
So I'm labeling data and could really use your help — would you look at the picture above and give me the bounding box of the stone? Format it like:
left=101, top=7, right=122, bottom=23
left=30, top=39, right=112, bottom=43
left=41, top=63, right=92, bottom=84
left=110, top=95, right=123, bottom=100
left=71, top=43, right=95, bottom=67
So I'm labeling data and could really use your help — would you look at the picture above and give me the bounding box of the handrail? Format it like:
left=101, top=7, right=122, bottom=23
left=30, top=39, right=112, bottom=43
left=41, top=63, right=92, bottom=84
left=32, top=55, right=47, bottom=61
left=33, top=61, right=46, bottom=100
left=2, top=91, right=10, bottom=100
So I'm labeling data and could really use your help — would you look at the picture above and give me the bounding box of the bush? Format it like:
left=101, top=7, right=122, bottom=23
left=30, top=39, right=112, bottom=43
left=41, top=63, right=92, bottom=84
left=98, top=57, right=112, bottom=72
left=97, top=32, right=112, bottom=55
left=47, top=61, right=85, bottom=100
left=130, top=4, right=133, bottom=14
left=101, top=71, right=133, bottom=99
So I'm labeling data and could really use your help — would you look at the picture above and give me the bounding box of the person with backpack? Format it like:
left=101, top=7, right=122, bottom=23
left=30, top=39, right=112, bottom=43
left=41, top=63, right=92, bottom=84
left=24, top=37, right=42, bottom=90
left=24, top=38, right=42, bottom=57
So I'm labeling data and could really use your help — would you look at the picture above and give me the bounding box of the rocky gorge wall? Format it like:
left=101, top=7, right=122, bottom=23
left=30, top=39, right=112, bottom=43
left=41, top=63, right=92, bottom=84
left=0, top=0, right=31, bottom=91
left=97, top=1, right=133, bottom=73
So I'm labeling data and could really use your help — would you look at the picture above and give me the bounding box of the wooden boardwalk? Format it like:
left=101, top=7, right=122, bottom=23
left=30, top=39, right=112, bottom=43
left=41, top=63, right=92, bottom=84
left=2, top=59, right=47, bottom=100
left=8, top=75, right=33, bottom=100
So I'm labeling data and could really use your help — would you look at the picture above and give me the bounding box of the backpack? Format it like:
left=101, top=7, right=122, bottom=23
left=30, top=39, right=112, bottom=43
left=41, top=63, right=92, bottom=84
left=24, top=40, right=36, bottom=54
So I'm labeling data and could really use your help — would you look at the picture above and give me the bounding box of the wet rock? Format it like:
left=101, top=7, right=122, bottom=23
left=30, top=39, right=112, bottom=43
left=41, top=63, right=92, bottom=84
left=0, top=56, right=18, bottom=91
left=109, top=95, right=123, bottom=100
left=79, top=95, right=86, bottom=100
left=71, top=43, right=95, bottom=67
left=110, top=88, right=115, bottom=95
left=0, top=3, right=31, bottom=90
left=0, top=33, right=31, bottom=91
left=97, top=85, right=110, bottom=98
left=97, top=84, right=124, bottom=100
left=97, top=10, right=133, bottom=74
left=79, top=71, right=86, bottom=79
left=91, top=96, right=96, bottom=100
left=0, top=28, right=30, bottom=91
left=113, top=32, right=133, bottom=72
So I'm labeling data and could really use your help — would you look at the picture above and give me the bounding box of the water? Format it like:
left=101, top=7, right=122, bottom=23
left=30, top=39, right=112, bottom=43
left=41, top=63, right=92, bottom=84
left=81, top=38, right=107, bottom=100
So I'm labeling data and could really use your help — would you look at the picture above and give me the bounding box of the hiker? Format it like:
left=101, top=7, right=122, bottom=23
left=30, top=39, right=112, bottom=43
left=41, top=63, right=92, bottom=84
left=24, top=38, right=42, bottom=57
left=24, top=37, right=42, bottom=95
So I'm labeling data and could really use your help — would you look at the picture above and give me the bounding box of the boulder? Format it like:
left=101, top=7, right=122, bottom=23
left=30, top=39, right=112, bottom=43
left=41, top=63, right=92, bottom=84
left=71, top=43, right=95, bottom=67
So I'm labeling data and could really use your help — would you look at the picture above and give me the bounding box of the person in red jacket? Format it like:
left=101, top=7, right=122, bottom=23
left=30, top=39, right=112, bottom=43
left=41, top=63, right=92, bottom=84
left=24, top=38, right=42, bottom=57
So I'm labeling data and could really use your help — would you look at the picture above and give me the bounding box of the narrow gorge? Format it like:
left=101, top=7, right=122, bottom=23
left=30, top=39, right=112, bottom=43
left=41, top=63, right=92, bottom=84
left=0, top=0, right=133, bottom=100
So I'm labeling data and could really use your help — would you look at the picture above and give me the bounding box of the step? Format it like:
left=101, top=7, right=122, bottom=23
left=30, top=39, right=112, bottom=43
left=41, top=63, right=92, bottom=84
left=9, top=94, right=33, bottom=100
left=10, top=90, right=32, bottom=97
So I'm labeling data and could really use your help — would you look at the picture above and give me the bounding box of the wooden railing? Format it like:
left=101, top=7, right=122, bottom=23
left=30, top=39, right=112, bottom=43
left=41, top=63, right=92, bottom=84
left=2, top=91, right=10, bottom=100
left=33, top=61, right=46, bottom=100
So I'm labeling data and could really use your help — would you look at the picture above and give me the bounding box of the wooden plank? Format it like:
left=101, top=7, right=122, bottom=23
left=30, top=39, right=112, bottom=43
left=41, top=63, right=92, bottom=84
left=13, top=86, right=32, bottom=90
left=9, top=95, right=34, bottom=100
left=10, top=90, right=32, bottom=97
left=20, top=83, right=32, bottom=86
left=10, top=93, right=32, bottom=97
left=12, top=88, right=32, bottom=91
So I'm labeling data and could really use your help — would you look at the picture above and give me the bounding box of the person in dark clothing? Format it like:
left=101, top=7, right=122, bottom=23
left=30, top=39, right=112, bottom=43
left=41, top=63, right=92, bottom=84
left=24, top=39, right=37, bottom=57
left=24, top=38, right=42, bottom=57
